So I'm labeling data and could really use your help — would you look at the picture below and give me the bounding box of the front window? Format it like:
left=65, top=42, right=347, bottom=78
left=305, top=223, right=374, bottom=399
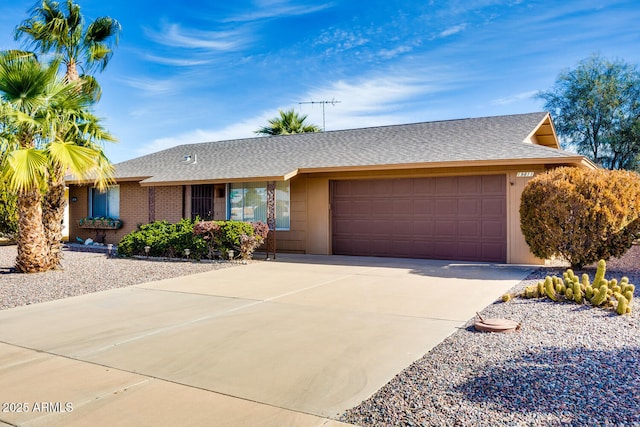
left=228, top=181, right=290, bottom=230
left=89, top=185, right=120, bottom=218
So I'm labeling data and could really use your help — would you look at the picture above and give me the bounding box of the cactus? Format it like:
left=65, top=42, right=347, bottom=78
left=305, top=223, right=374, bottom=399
left=505, top=259, right=632, bottom=315
left=591, top=286, right=609, bottom=306
left=581, top=273, right=590, bottom=288
left=594, top=259, right=606, bottom=286
left=537, top=281, right=545, bottom=296
left=545, top=277, right=558, bottom=301
left=565, top=287, right=574, bottom=299
left=573, top=281, right=583, bottom=304
left=585, top=286, right=594, bottom=300
left=614, top=293, right=629, bottom=315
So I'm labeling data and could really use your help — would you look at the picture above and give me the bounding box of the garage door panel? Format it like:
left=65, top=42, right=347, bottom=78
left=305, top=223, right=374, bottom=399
left=436, top=178, right=457, bottom=194
left=392, top=220, right=414, bottom=235
left=332, top=176, right=506, bottom=262
left=482, top=175, right=505, bottom=193
left=458, top=199, right=481, bottom=216
left=392, top=179, right=413, bottom=195
left=458, top=176, right=482, bottom=193
left=459, top=221, right=481, bottom=238
left=393, top=199, right=413, bottom=216
left=436, top=199, right=458, bottom=216
left=482, top=221, right=506, bottom=239
left=482, top=198, right=505, bottom=216
left=413, top=221, right=435, bottom=236
left=435, top=220, right=457, bottom=237
left=413, top=199, right=434, bottom=216
left=413, top=179, right=436, bottom=195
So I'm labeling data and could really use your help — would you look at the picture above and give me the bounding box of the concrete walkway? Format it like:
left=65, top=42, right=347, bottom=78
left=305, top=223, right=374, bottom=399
left=0, top=255, right=533, bottom=426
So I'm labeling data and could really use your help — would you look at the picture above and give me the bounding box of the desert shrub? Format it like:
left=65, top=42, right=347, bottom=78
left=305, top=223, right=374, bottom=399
left=193, top=220, right=267, bottom=260
left=520, top=167, right=640, bottom=268
left=118, top=219, right=207, bottom=258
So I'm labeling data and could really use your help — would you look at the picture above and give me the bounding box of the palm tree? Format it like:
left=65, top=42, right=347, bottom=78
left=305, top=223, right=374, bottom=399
left=15, top=0, right=120, bottom=267
left=15, top=0, right=121, bottom=96
left=0, top=52, right=113, bottom=272
left=255, top=109, right=321, bottom=136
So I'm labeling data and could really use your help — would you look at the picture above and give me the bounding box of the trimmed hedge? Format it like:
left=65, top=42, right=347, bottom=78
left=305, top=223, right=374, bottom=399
left=117, top=219, right=207, bottom=259
left=118, top=219, right=269, bottom=260
left=520, top=167, right=640, bottom=268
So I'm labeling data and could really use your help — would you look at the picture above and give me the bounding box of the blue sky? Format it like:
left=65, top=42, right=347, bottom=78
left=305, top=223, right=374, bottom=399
left=1, top=0, right=639, bottom=163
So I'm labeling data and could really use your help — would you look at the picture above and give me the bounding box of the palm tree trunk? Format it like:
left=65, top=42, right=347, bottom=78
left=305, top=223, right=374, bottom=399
left=16, top=187, right=50, bottom=273
left=42, top=166, right=66, bottom=269
left=65, top=59, right=79, bottom=83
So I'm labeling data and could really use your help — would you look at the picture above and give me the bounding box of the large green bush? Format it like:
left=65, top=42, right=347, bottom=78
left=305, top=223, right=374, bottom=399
left=193, top=220, right=268, bottom=260
left=118, top=219, right=269, bottom=260
left=117, top=219, right=208, bottom=259
left=520, top=167, right=640, bottom=268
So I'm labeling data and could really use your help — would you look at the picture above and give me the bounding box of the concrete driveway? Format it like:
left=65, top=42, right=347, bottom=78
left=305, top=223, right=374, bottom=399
left=0, top=255, right=533, bottom=426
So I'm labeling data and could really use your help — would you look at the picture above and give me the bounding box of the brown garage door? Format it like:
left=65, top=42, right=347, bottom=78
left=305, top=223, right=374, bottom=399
left=331, top=175, right=506, bottom=262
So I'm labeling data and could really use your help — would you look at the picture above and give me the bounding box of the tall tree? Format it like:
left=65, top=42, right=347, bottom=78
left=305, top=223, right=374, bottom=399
left=15, top=0, right=121, bottom=97
left=539, top=54, right=640, bottom=170
left=15, top=0, right=120, bottom=267
left=0, top=52, right=113, bottom=272
left=255, top=109, right=321, bottom=136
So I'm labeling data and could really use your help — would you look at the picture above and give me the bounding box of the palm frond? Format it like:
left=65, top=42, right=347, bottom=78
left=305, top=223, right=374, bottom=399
left=1, top=147, right=48, bottom=193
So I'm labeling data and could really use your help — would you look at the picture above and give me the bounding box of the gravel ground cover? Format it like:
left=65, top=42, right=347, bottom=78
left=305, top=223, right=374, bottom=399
left=342, top=246, right=640, bottom=427
left=2, top=243, right=638, bottom=425
left=0, top=245, right=236, bottom=310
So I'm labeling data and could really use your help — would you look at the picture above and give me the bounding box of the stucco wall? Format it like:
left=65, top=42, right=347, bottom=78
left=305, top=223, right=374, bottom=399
left=275, top=175, right=307, bottom=253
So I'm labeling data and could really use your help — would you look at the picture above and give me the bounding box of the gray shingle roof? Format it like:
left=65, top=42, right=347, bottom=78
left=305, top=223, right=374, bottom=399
left=110, top=112, right=583, bottom=184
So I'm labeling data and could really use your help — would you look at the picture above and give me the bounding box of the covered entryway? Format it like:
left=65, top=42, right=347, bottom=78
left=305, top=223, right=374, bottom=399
left=331, top=175, right=507, bottom=262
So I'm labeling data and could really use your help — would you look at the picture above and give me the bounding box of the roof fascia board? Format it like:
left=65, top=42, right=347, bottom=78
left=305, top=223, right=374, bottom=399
left=138, top=175, right=292, bottom=187
left=297, top=157, right=590, bottom=174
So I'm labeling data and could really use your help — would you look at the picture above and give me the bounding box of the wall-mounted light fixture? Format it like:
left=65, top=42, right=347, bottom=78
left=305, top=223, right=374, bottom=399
left=71, top=196, right=78, bottom=202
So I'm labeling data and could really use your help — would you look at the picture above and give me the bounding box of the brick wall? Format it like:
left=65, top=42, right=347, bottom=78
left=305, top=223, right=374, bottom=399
left=154, top=186, right=184, bottom=223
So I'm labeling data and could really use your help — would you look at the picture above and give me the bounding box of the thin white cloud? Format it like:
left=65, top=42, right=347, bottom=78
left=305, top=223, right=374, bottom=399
left=136, top=118, right=268, bottom=156
left=491, top=90, right=538, bottom=105
left=135, top=72, right=455, bottom=156
left=144, top=23, right=248, bottom=51
left=142, top=54, right=212, bottom=67
left=119, top=77, right=176, bottom=95
left=224, top=1, right=334, bottom=23
left=439, top=23, right=467, bottom=38
left=378, top=45, right=414, bottom=59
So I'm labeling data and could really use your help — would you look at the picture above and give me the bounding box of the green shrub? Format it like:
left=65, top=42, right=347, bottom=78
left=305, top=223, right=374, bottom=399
left=0, top=179, right=18, bottom=239
left=193, top=220, right=267, bottom=260
left=520, top=167, right=640, bottom=268
left=118, top=219, right=208, bottom=259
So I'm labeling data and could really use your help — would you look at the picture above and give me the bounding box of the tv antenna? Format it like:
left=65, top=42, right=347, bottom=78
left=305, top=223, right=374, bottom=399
left=298, top=98, right=341, bottom=131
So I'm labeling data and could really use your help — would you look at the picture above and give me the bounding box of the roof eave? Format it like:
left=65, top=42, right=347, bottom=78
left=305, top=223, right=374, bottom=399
left=297, top=156, right=592, bottom=174
left=137, top=171, right=300, bottom=187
